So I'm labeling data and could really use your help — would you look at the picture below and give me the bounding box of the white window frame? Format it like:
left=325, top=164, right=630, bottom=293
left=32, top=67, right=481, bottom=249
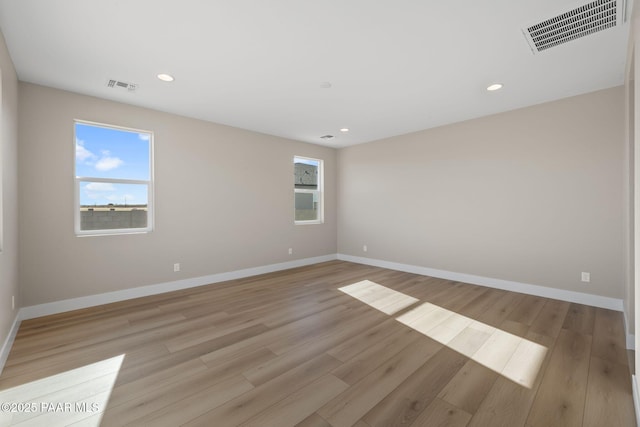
left=294, top=156, right=324, bottom=225
left=74, top=120, right=154, bottom=236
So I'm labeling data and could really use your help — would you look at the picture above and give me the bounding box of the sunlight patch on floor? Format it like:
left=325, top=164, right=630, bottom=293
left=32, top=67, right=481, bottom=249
left=338, top=280, right=420, bottom=315
left=397, top=301, right=547, bottom=388
left=340, top=280, right=547, bottom=389
left=0, top=354, right=125, bottom=426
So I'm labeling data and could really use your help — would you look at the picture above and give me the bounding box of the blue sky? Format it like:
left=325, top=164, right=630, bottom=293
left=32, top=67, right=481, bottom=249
left=75, top=123, right=151, bottom=206
left=294, top=156, right=319, bottom=166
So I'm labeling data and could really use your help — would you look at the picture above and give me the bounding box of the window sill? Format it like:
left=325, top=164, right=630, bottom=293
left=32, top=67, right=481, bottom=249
left=294, top=220, right=324, bottom=226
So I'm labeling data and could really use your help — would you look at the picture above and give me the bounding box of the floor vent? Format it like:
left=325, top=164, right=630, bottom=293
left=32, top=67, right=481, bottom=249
left=106, top=79, right=138, bottom=92
left=523, top=0, right=622, bottom=53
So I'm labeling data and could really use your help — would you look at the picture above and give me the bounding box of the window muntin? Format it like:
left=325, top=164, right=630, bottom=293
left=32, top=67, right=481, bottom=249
left=294, top=156, right=323, bottom=224
left=74, top=121, right=153, bottom=235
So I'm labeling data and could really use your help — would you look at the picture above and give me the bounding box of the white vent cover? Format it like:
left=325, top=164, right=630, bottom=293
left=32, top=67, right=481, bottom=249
left=522, top=0, right=623, bottom=53
left=106, top=79, right=138, bottom=92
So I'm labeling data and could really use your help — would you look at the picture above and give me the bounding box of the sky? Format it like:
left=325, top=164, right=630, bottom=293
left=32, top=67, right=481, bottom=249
left=294, top=156, right=319, bottom=166
left=75, top=122, right=151, bottom=206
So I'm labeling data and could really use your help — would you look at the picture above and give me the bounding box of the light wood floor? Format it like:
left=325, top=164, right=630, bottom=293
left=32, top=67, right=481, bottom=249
left=0, top=261, right=635, bottom=426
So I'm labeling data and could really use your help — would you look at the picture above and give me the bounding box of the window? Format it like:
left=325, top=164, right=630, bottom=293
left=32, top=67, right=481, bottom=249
left=294, top=156, right=323, bottom=224
left=74, top=121, right=153, bottom=235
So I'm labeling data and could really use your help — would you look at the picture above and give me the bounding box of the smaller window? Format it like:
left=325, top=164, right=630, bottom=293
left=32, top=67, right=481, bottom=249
left=294, top=156, right=323, bottom=224
left=74, top=121, right=153, bottom=235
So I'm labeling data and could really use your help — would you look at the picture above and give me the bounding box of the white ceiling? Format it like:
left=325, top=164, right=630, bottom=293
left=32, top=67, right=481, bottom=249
left=0, top=0, right=632, bottom=147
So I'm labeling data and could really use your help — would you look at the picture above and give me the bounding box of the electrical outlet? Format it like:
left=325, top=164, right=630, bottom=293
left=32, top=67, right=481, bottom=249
left=174, top=263, right=181, bottom=272
left=363, top=245, right=368, bottom=252
left=288, top=248, right=293, bottom=255
left=581, top=272, right=590, bottom=283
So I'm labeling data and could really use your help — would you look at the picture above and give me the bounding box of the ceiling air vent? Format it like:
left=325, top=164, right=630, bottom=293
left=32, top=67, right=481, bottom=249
left=320, top=135, right=335, bottom=140
left=522, top=0, right=623, bottom=53
left=106, top=79, right=138, bottom=92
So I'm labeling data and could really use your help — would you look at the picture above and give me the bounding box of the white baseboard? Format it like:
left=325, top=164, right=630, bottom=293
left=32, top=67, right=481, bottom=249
left=624, top=308, right=636, bottom=351
left=633, top=375, right=640, bottom=426
left=0, top=313, right=21, bottom=375
left=20, top=254, right=338, bottom=320
left=337, top=254, right=625, bottom=312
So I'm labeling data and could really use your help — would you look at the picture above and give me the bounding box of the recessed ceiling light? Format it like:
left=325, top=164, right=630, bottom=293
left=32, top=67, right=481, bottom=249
left=157, top=73, right=175, bottom=82
left=340, top=128, right=349, bottom=132
left=487, top=83, right=503, bottom=91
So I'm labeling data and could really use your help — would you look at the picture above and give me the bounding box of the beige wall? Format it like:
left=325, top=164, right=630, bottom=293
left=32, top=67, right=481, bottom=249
left=624, top=27, right=635, bottom=339
left=0, top=32, right=19, bottom=349
left=338, top=87, right=625, bottom=299
left=631, top=9, right=640, bottom=376
left=18, top=83, right=337, bottom=306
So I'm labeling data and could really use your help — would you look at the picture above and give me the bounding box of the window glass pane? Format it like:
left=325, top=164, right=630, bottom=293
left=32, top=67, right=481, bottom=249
left=295, top=192, right=318, bottom=221
left=75, top=123, right=150, bottom=180
left=79, top=182, right=148, bottom=231
left=80, top=181, right=148, bottom=207
left=294, top=158, right=318, bottom=190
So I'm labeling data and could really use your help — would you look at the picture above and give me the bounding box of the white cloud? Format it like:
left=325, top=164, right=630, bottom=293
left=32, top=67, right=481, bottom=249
left=138, top=133, right=150, bottom=141
left=95, top=156, right=124, bottom=171
left=76, top=140, right=124, bottom=172
left=85, top=182, right=115, bottom=192
left=76, top=139, right=96, bottom=162
left=105, top=193, right=135, bottom=202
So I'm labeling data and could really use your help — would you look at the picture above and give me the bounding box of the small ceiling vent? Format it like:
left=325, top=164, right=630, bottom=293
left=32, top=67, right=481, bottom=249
left=522, top=0, right=623, bottom=53
left=106, top=79, right=138, bottom=92
left=320, top=135, right=335, bottom=140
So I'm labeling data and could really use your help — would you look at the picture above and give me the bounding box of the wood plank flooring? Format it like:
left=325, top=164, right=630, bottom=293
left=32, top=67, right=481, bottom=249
left=0, top=261, right=635, bottom=426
